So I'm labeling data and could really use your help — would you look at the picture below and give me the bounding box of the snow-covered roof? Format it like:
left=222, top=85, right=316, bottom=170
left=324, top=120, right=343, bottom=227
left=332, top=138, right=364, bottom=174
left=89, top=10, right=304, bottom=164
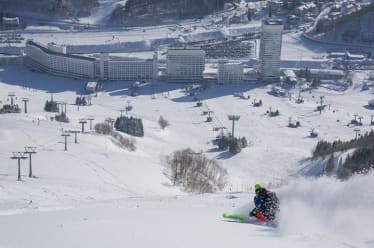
left=26, top=40, right=96, bottom=62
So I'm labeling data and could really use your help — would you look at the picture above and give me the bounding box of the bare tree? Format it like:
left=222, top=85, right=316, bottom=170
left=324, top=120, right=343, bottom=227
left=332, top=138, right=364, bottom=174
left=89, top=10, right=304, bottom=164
left=165, top=148, right=228, bottom=193
left=158, top=116, right=170, bottom=130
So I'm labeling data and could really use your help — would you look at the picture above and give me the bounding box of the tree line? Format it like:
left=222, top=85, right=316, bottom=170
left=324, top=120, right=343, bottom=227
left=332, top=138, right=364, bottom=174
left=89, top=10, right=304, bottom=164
left=313, top=130, right=374, bottom=179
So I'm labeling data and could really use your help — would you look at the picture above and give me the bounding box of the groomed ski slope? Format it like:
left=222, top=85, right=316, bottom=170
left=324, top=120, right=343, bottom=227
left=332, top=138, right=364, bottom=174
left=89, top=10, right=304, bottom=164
left=0, top=65, right=373, bottom=247
left=0, top=175, right=373, bottom=248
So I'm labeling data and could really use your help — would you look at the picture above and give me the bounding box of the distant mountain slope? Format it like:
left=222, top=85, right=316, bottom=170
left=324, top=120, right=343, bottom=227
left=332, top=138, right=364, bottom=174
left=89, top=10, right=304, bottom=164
left=0, top=0, right=99, bottom=18
left=1, top=0, right=234, bottom=25
left=109, top=0, right=230, bottom=25
left=312, top=2, right=374, bottom=44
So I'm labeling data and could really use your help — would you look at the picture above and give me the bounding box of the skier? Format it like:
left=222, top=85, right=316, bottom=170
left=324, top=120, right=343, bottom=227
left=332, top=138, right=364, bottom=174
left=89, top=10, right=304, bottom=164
left=249, top=184, right=279, bottom=223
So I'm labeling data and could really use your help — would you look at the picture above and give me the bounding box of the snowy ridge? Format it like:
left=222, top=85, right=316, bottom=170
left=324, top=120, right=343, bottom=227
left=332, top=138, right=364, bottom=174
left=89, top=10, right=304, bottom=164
left=80, top=0, right=129, bottom=24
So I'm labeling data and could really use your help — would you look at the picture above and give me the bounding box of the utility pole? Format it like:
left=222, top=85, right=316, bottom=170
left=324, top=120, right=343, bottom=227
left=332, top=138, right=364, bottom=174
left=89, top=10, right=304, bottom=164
left=8, top=92, right=16, bottom=105
left=24, top=146, right=37, bottom=177
left=228, top=115, right=240, bottom=138
left=87, top=116, right=95, bottom=130
left=319, top=96, right=325, bottom=114
left=22, top=98, right=29, bottom=113
left=79, top=119, right=88, bottom=133
left=61, top=133, right=70, bottom=151
left=69, top=130, right=80, bottom=144
left=10, top=152, right=27, bottom=181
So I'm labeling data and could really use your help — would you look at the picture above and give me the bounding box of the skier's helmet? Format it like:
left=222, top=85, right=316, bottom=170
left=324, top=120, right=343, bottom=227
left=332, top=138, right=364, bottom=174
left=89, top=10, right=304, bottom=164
left=254, top=184, right=262, bottom=192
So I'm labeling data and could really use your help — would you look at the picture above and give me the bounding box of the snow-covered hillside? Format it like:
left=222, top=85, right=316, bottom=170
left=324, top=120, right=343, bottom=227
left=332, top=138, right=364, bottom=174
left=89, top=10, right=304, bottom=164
left=1, top=63, right=374, bottom=247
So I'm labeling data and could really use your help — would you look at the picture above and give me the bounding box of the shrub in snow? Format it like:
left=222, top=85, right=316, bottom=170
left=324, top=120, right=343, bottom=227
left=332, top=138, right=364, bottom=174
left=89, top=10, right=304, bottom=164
left=229, top=138, right=242, bottom=154
left=310, top=128, right=318, bottom=138
left=75, top=96, right=87, bottom=106
left=165, top=148, right=228, bottom=193
left=95, top=122, right=136, bottom=151
left=125, top=105, right=133, bottom=112
left=216, top=135, right=248, bottom=154
left=94, top=122, right=113, bottom=135
left=55, top=112, right=69, bottom=123
left=115, top=116, right=144, bottom=137
left=0, top=104, right=21, bottom=114
left=267, top=109, right=280, bottom=117
left=217, top=134, right=231, bottom=150
left=158, top=116, right=169, bottom=130
left=44, top=100, right=58, bottom=112
left=240, top=137, right=248, bottom=148
left=111, top=131, right=137, bottom=151
left=253, top=99, right=262, bottom=107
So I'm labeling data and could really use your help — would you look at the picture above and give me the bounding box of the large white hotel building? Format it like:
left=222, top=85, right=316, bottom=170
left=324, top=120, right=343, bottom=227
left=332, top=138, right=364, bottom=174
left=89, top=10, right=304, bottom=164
left=259, top=19, right=283, bottom=82
left=24, top=40, right=158, bottom=81
left=166, top=47, right=205, bottom=83
left=217, top=60, right=243, bottom=84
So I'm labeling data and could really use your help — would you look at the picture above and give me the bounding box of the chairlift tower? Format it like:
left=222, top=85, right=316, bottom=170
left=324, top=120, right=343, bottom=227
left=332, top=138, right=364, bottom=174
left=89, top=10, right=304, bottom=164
left=79, top=119, right=88, bottom=133
left=8, top=92, right=16, bottom=105
left=61, top=133, right=71, bottom=151
left=10, top=152, right=27, bottom=181
left=22, top=98, right=29, bottom=113
left=228, top=115, right=240, bottom=138
left=24, top=146, right=37, bottom=177
left=87, top=116, right=95, bottom=130
left=68, top=130, right=80, bottom=144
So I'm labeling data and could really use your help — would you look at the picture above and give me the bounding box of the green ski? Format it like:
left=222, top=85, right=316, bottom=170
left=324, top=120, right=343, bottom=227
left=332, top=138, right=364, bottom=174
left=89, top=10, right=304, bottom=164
left=222, top=213, right=249, bottom=222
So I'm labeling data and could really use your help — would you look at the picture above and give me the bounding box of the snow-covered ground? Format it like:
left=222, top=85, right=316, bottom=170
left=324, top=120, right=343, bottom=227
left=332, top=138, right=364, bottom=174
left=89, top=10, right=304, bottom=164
left=1, top=63, right=374, bottom=247
left=1, top=0, right=374, bottom=245
left=1, top=173, right=374, bottom=248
